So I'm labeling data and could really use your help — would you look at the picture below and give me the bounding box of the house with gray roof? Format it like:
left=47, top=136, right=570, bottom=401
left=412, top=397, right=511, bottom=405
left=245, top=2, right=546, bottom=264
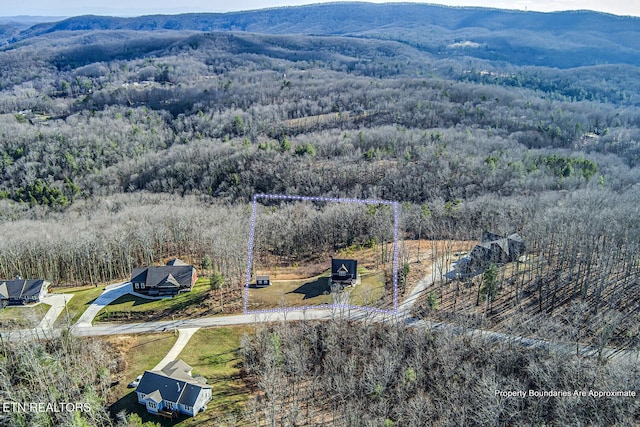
left=458, top=232, right=525, bottom=274
left=329, top=258, right=358, bottom=288
left=135, top=359, right=211, bottom=418
left=131, top=259, right=196, bottom=297
left=0, top=279, right=49, bottom=308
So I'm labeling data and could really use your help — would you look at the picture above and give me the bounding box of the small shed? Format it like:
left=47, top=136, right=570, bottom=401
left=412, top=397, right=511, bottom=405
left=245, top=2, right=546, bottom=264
left=256, top=276, right=271, bottom=287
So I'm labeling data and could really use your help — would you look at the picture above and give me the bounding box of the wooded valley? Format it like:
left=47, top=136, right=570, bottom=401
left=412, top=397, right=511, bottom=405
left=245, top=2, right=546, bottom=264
left=0, top=3, right=639, bottom=425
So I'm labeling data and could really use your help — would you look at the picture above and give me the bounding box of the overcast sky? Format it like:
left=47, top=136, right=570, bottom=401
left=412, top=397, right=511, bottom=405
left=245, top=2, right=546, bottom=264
left=3, top=0, right=640, bottom=18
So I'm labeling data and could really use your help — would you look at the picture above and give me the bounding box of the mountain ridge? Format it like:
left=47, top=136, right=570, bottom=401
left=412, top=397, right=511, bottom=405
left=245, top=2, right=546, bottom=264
left=3, top=2, right=640, bottom=68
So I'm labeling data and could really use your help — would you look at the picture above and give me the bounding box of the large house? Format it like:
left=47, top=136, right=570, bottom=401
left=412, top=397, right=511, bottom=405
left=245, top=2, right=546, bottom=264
left=135, top=359, right=212, bottom=418
left=329, top=258, right=358, bottom=288
left=131, top=259, right=196, bottom=297
left=458, top=232, right=526, bottom=274
left=0, top=279, right=49, bottom=308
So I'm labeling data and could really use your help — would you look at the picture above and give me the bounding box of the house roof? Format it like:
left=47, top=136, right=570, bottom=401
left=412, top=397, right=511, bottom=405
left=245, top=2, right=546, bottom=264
left=131, top=265, right=194, bottom=289
left=161, top=360, right=193, bottom=380
left=0, top=279, right=48, bottom=300
left=179, top=383, right=206, bottom=407
left=469, top=232, right=526, bottom=268
left=146, top=390, right=163, bottom=403
left=157, top=274, right=180, bottom=288
left=167, top=258, right=188, bottom=266
left=137, top=371, right=183, bottom=403
left=331, top=259, right=357, bottom=278
left=256, top=275, right=270, bottom=281
left=136, top=359, right=210, bottom=407
left=137, top=370, right=210, bottom=407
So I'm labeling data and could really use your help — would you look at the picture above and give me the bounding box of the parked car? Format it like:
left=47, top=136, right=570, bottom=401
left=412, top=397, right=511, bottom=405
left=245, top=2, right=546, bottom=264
left=127, top=374, right=142, bottom=388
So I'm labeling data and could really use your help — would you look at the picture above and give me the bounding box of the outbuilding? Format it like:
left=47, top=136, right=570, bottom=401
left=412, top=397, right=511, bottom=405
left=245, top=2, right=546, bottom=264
left=256, top=276, right=271, bottom=287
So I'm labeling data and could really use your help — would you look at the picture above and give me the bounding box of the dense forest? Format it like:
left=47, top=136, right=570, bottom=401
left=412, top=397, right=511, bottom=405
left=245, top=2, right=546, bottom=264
left=0, top=3, right=639, bottom=425
left=241, top=319, right=639, bottom=426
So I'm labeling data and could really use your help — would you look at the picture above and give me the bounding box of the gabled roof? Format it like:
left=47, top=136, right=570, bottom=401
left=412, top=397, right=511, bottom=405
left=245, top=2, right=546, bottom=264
left=161, top=360, right=193, bottom=380
left=131, top=265, right=194, bottom=289
left=507, top=233, right=524, bottom=243
left=495, top=238, right=510, bottom=255
left=136, top=360, right=210, bottom=407
left=0, top=279, right=47, bottom=300
left=137, top=371, right=184, bottom=403
left=468, top=231, right=526, bottom=271
left=331, top=259, right=357, bottom=278
left=179, top=383, right=206, bottom=407
left=0, top=282, right=8, bottom=299
left=157, top=274, right=180, bottom=288
left=146, top=390, right=163, bottom=403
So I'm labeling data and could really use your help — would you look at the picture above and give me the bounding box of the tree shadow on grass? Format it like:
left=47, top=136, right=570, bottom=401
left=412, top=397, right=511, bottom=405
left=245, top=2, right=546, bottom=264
left=288, top=277, right=330, bottom=300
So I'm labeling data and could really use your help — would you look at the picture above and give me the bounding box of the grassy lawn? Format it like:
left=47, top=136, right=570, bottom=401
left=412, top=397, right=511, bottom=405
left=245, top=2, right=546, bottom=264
left=349, top=270, right=386, bottom=306
left=176, top=327, right=252, bottom=426
left=247, top=268, right=386, bottom=310
left=108, top=327, right=251, bottom=426
left=95, top=278, right=212, bottom=322
left=0, top=303, right=50, bottom=329
left=107, top=332, right=179, bottom=424
left=51, top=285, right=105, bottom=327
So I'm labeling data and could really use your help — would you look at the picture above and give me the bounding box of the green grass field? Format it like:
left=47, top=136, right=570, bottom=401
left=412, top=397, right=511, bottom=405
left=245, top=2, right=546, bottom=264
left=108, top=326, right=251, bottom=426
left=246, top=268, right=386, bottom=310
left=0, top=303, right=50, bottom=329
left=108, top=332, right=179, bottom=425
left=95, top=278, right=212, bottom=322
left=176, top=327, right=252, bottom=425
left=51, top=285, right=105, bottom=327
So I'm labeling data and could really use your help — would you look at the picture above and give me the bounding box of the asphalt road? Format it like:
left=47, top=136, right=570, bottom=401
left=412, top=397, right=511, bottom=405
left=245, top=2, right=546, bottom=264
left=1, top=265, right=637, bottom=366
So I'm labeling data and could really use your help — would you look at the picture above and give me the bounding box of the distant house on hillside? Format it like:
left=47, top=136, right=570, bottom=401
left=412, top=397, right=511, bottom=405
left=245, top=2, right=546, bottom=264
left=329, top=258, right=358, bottom=289
left=131, top=259, right=196, bottom=297
left=0, top=279, right=49, bottom=308
left=459, top=232, right=526, bottom=273
left=135, top=359, right=212, bottom=418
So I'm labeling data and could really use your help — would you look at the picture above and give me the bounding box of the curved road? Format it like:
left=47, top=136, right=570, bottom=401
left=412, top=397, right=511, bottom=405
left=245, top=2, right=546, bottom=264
left=2, top=263, right=638, bottom=366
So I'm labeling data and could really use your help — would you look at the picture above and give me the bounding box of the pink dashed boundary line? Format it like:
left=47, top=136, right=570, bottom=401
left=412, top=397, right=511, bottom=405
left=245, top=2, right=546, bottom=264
left=243, top=194, right=399, bottom=315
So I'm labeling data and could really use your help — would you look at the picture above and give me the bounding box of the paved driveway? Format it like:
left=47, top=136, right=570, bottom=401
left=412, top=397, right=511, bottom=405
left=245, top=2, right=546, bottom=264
left=152, top=328, right=201, bottom=370
left=37, top=293, right=74, bottom=330
left=73, top=282, right=131, bottom=328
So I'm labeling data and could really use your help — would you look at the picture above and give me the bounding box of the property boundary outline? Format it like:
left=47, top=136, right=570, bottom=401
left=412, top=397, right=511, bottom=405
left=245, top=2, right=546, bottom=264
left=243, top=194, right=400, bottom=315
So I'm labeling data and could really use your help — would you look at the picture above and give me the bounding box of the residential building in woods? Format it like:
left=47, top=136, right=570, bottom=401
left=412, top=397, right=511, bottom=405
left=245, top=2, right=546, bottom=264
left=131, top=259, right=196, bottom=297
left=0, top=279, right=49, bottom=308
left=329, top=258, right=358, bottom=288
left=135, top=359, right=212, bottom=418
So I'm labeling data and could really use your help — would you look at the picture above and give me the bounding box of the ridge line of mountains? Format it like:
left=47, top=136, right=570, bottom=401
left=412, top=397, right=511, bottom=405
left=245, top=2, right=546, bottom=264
left=2, top=2, right=640, bottom=68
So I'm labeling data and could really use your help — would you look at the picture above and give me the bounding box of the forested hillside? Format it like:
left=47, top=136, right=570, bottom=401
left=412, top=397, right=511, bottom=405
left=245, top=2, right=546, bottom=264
left=0, top=3, right=639, bottom=425
left=6, top=3, right=640, bottom=68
